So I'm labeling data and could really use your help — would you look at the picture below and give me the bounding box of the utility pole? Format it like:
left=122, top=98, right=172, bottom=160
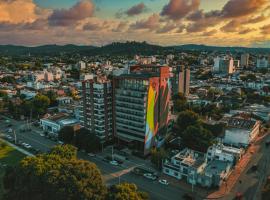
left=13, top=130, right=16, bottom=144
left=112, top=146, right=114, bottom=161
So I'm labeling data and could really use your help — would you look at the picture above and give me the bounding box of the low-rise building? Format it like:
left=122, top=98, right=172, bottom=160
left=40, top=113, right=80, bottom=137
left=222, top=117, right=261, bottom=148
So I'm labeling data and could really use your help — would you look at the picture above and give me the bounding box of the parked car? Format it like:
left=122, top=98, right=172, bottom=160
left=158, top=179, right=169, bottom=185
left=143, top=173, right=157, bottom=180
left=110, top=160, right=119, bottom=166
left=88, top=153, right=96, bottom=157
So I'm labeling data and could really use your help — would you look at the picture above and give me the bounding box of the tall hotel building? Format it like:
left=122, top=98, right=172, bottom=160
left=171, top=65, right=190, bottom=96
left=81, top=78, right=113, bottom=141
left=113, top=65, right=171, bottom=155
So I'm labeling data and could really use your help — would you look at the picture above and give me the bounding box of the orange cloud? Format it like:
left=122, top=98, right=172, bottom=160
left=0, top=0, right=47, bottom=24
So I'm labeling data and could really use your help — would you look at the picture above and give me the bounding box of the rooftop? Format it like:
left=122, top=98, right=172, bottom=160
left=227, top=117, right=256, bottom=130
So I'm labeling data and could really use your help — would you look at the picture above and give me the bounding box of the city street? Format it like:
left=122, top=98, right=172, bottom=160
left=0, top=115, right=197, bottom=200
left=226, top=133, right=270, bottom=200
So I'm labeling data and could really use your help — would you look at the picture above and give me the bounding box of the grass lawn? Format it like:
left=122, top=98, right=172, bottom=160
left=0, top=141, right=26, bottom=198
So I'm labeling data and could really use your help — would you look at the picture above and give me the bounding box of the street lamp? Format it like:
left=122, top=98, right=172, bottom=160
left=13, top=130, right=17, bottom=144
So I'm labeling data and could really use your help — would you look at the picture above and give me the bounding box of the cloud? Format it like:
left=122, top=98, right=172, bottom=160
left=220, top=20, right=242, bottom=33
left=82, top=19, right=113, bottom=31
left=238, top=28, right=255, bottom=34
left=243, top=15, right=267, bottom=24
left=130, top=13, right=160, bottom=31
left=161, top=0, right=200, bottom=21
left=0, top=0, right=48, bottom=24
left=126, top=3, right=147, bottom=16
left=221, top=0, right=268, bottom=18
left=201, top=29, right=217, bottom=36
left=186, top=17, right=219, bottom=33
left=156, top=23, right=177, bottom=34
left=261, top=24, right=270, bottom=35
left=48, top=0, right=95, bottom=26
left=112, top=21, right=129, bottom=32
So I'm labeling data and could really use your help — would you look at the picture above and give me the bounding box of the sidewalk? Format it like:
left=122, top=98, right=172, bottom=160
left=0, top=138, right=34, bottom=157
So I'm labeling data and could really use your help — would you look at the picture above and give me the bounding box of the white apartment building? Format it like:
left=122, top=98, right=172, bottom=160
left=213, top=57, right=235, bottom=74
left=257, top=57, right=269, bottom=68
left=223, top=117, right=261, bottom=148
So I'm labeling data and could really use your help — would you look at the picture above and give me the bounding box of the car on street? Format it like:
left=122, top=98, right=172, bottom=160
left=58, top=141, right=64, bottom=145
left=158, top=179, right=169, bottom=185
left=40, top=133, right=45, bottom=137
left=143, top=173, right=157, bottom=180
left=6, top=135, right=13, bottom=141
left=110, top=160, right=119, bottom=166
left=88, top=153, right=96, bottom=157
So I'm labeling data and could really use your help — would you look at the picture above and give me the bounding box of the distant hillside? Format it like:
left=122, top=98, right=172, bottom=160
left=0, top=42, right=269, bottom=56
left=0, top=44, right=96, bottom=56
left=94, top=41, right=169, bottom=56
left=171, top=44, right=270, bottom=53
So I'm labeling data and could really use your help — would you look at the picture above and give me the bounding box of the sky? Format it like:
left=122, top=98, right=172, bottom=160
left=0, top=0, right=269, bottom=47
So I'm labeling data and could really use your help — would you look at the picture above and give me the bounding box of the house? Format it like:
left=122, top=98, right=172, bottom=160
left=163, top=144, right=243, bottom=188
left=206, top=143, right=244, bottom=164
left=197, top=160, right=232, bottom=188
left=57, top=97, right=73, bottom=105
left=40, top=113, right=80, bottom=137
left=162, top=148, right=206, bottom=183
left=223, top=117, right=261, bottom=148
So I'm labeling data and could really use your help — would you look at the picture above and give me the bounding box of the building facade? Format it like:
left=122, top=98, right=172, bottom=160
left=240, top=53, right=249, bottom=67
left=113, top=65, right=171, bottom=155
left=171, top=65, right=190, bottom=96
left=213, top=57, right=235, bottom=74
left=81, top=79, right=113, bottom=141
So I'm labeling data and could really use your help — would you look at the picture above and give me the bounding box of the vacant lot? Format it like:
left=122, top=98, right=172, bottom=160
left=0, top=141, right=26, bottom=198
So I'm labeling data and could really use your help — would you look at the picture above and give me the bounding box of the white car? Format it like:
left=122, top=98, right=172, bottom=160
left=110, top=160, right=119, bottom=166
left=25, top=144, right=32, bottom=149
left=87, top=153, right=96, bottom=157
left=143, top=173, right=157, bottom=180
left=159, top=179, right=169, bottom=185
left=40, top=133, right=45, bottom=137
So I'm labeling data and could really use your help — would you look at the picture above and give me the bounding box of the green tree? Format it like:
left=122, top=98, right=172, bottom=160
left=181, top=125, right=213, bottom=152
left=150, top=148, right=167, bottom=170
left=32, top=94, right=50, bottom=116
left=50, top=144, right=77, bottom=160
left=75, top=128, right=101, bottom=153
left=45, top=90, right=57, bottom=106
left=3, top=145, right=106, bottom=200
left=106, top=183, right=149, bottom=200
left=58, top=126, right=76, bottom=144
left=173, top=93, right=188, bottom=112
left=176, top=110, right=200, bottom=133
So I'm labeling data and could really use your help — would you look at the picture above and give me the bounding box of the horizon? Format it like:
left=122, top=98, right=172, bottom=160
left=0, top=0, right=270, bottom=47
left=2, top=41, right=270, bottom=49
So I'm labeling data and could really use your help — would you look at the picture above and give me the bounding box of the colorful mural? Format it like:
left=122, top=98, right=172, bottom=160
left=144, top=67, right=171, bottom=154
left=144, top=78, right=159, bottom=154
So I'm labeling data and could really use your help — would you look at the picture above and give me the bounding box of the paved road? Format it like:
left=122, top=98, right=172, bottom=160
left=0, top=116, right=198, bottom=200
left=226, top=133, right=270, bottom=200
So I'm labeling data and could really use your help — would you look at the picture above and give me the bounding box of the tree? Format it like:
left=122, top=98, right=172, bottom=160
left=150, top=148, right=167, bottom=170
left=45, top=90, right=57, bottom=106
left=75, top=128, right=101, bottom=153
left=181, top=125, right=213, bottom=152
left=50, top=144, right=77, bottom=160
left=173, top=93, right=188, bottom=112
left=3, top=145, right=106, bottom=200
left=176, top=110, right=200, bottom=133
left=58, top=126, right=76, bottom=144
left=32, top=94, right=50, bottom=116
left=106, top=183, right=148, bottom=200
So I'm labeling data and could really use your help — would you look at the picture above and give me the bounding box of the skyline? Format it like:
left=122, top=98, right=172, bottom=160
left=0, top=0, right=269, bottom=47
